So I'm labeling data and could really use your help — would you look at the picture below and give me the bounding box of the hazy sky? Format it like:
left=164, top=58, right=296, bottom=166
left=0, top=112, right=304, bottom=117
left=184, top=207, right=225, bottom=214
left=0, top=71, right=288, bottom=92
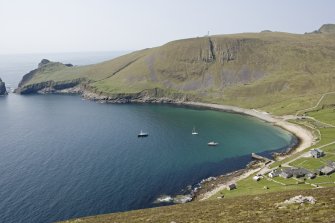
left=1, top=0, right=334, bottom=54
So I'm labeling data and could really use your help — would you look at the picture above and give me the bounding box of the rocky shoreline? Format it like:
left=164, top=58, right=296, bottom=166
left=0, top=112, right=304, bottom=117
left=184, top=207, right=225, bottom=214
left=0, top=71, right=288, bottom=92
left=15, top=76, right=315, bottom=203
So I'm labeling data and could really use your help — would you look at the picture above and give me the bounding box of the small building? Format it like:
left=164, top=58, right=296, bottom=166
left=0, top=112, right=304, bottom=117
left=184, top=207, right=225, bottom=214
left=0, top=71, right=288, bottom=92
left=253, top=176, right=261, bottom=181
left=292, top=168, right=310, bottom=178
left=227, top=183, right=237, bottom=190
left=306, top=172, right=316, bottom=179
left=268, top=169, right=280, bottom=178
left=279, top=169, right=293, bottom=179
left=328, top=161, right=335, bottom=168
left=319, top=166, right=335, bottom=175
left=310, top=148, right=324, bottom=158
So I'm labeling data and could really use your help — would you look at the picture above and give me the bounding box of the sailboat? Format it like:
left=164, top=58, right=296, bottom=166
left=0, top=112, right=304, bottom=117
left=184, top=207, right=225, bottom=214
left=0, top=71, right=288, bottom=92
left=208, top=141, right=219, bottom=146
left=138, top=130, right=149, bottom=137
left=192, top=127, right=198, bottom=135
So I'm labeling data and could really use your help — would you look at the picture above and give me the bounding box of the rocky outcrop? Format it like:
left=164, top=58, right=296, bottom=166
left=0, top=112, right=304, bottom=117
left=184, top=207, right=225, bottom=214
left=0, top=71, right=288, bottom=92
left=318, top=24, right=335, bottom=34
left=16, top=59, right=74, bottom=89
left=0, top=78, right=7, bottom=95
left=306, top=24, right=335, bottom=34
left=82, top=87, right=195, bottom=104
left=15, top=78, right=86, bottom=94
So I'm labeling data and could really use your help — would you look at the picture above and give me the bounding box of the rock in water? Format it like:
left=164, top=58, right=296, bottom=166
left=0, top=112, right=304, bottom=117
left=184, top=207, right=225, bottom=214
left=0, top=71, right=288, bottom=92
left=0, top=78, right=7, bottom=95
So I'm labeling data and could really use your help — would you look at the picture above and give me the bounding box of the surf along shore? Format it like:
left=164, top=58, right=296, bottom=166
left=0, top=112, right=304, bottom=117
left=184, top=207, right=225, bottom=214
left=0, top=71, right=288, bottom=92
left=179, top=101, right=315, bottom=201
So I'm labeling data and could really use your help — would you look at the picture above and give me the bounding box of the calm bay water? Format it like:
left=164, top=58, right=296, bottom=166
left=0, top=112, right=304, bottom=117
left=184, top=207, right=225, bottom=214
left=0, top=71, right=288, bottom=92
left=0, top=53, right=296, bottom=223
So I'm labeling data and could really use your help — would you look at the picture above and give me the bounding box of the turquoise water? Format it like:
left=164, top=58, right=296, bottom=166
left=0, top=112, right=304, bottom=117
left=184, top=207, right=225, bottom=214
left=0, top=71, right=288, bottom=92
left=0, top=94, right=295, bottom=223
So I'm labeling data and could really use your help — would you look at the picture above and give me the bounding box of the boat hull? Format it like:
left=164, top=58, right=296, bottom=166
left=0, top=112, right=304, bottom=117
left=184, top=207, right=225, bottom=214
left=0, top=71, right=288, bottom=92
left=138, top=134, right=148, bottom=137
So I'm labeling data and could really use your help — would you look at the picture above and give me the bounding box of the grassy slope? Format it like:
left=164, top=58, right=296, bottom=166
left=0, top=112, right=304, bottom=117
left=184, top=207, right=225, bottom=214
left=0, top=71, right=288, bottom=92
left=20, top=32, right=335, bottom=115
left=62, top=187, right=335, bottom=223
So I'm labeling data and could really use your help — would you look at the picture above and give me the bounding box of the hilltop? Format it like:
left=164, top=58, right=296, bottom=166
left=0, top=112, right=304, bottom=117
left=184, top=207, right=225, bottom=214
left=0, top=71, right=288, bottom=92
left=15, top=25, right=335, bottom=115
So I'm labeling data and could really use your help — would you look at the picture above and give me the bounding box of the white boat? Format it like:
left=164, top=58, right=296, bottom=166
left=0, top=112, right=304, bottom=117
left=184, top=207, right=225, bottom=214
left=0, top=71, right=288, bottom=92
left=192, top=127, right=198, bottom=135
left=208, top=141, right=219, bottom=146
left=138, top=130, right=149, bottom=137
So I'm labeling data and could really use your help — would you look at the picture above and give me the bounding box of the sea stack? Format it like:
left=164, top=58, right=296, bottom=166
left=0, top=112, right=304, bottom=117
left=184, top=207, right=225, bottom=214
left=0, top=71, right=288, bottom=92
left=0, top=78, right=8, bottom=95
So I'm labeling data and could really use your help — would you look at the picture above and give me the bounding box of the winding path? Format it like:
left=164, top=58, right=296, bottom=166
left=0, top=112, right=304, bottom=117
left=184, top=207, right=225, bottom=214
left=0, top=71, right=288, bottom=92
left=281, top=91, right=335, bottom=167
left=295, top=91, right=335, bottom=116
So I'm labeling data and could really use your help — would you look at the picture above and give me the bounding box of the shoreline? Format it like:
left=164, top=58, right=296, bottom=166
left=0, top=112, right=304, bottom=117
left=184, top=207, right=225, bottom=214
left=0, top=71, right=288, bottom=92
left=182, top=101, right=315, bottom=155
left=180, top=101, right=315, bottom=200
left=14, top=90, right=316, bottom=201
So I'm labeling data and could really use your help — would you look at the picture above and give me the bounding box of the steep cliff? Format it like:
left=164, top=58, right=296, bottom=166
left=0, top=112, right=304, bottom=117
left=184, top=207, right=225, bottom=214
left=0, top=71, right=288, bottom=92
left=15, top=25, right=335, bottom=114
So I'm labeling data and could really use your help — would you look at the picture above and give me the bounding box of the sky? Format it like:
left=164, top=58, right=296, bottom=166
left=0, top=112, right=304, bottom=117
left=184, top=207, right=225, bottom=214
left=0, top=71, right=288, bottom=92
left=0, top=0, right=334, bottom=54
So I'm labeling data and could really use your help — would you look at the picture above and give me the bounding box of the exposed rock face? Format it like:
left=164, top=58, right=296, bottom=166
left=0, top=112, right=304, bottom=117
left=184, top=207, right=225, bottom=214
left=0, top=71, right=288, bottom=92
left=82, top=87, right=193, bottom=104
left=38, top=59, right=51, bottom=67
left=38, top=59, right=73, bottom=68
left=0, top=78, right=8, bottom=95
left=306, top=24, right=335, bottom=34
left=15, top=78, right=85, bottom=94
left=275, top=195, right=316, bottom=208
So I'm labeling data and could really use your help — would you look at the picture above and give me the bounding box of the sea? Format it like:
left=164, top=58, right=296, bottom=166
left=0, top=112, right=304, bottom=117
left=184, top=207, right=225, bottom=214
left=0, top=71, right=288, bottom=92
left=0, top=52, right=296, bottom=223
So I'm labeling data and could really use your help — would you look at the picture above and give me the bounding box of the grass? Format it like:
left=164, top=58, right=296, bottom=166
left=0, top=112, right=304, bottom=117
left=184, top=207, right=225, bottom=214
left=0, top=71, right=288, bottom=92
left=290, top=158, right=325, bottom=171
left=208, top=175, right=313, bottom=200
left=291, top=155, right=335, bottom=171
left=306, top=175, right=335, bottom=184
left=308, top=108, right=335, bottom=126
left=273, top=177, right=302, bottom=185
left=61, top=187, right=335, bottom=223
left=18, top=32, right=335, bottom=115
left=270, top=127, right=335, bottom=169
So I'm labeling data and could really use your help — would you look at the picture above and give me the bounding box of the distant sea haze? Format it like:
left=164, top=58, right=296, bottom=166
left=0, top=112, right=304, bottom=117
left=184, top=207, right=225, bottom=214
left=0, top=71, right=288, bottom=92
left=0, top=53, right=296, bottom=223
left=0, top=51, right=128, bottom=87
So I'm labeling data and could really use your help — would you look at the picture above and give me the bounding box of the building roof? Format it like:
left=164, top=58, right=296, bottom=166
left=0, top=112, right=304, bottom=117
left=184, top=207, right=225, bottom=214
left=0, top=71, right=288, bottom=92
left=315, top=148, right=324, bottom=153
left=311, top=148, right=324, bottom=153
left=320, top=166, right=335, bottom=175
left=280, top=168, right=311, bottom=178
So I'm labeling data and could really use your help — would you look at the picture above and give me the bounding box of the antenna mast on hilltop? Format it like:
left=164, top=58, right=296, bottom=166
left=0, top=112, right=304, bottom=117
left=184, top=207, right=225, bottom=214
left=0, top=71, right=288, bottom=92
left=207, top=31, right=210, bottom=36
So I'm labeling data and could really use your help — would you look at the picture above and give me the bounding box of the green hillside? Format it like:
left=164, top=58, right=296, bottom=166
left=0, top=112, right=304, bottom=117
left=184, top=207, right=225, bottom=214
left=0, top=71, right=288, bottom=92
left=61, top=187, right=335, bottom=223
left=15, top=25, right=335, bottom=115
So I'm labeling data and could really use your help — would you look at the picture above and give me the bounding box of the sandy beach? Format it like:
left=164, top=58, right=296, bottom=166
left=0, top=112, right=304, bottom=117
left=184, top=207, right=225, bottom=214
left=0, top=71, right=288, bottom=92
left=182, top=101, right=316, bottom=200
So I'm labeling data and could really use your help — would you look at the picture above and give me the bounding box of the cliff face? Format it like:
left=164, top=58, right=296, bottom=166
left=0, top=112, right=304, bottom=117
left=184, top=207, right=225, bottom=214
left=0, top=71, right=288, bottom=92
left=14, top=27, right=335, bottom=114
left=0, top=78, right=7, bottom=95
left=15, top=78, right=85, bottom=94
